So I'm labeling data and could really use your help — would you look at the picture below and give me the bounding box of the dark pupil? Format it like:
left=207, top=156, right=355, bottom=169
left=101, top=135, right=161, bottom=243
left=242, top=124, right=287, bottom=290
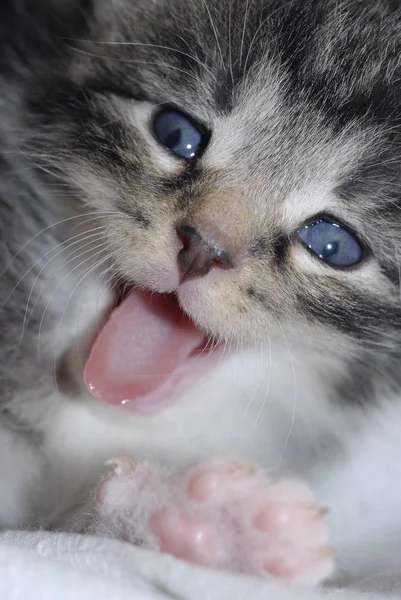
left=165, top=129, right=181, bottom=149
left=321, top=240, right=339, bottom=259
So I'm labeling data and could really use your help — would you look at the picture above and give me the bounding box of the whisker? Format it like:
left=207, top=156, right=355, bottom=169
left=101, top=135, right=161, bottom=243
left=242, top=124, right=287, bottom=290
left=66, top=39, right=215, bottom=79
left=239, top=0, right=251, bottom=69
left=52, top=253, right=114, bottom=396
left=68, top=259, right=118, bottom=381
left=0, top=211, right=118, bottom=282
left=227, top=0, right=234, bottom=85
left=17, top=229, right=108, bottom=347
left=241, top=337, right=262, bottom=420
left=1, top=225, right=107, bottom=314
left=189, top=333, right=216, bottom=364
left=277, top=322, right=297, bottom=462
left=200, top=0, right=225, bottom=68
left=186, top=337, right=234, bottom=403
left=243, top=4, right=284, bottom=74
left=252, top=337, right=272, bottom=430
left=70, top=47, right=201, bottom=81
left=15, top=145, right=70, bottom=183
left=36, top=242, right=110, bottom=358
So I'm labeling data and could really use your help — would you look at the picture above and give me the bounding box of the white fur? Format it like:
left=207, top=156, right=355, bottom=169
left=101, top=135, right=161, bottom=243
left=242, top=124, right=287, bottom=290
left=3, top=273, right=395, bottom=583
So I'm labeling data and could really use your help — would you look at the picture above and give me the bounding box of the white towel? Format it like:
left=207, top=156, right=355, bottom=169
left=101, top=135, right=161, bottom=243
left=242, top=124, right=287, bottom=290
left=0, top=532, right=399, bottom=600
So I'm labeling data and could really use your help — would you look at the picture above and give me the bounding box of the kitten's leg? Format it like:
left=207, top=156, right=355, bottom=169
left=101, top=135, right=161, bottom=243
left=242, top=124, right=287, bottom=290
left=85, top=458, right=334, bottom=585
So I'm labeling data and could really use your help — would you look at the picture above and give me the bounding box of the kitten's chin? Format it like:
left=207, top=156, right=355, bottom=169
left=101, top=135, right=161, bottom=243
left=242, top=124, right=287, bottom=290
left=83, top=287, right=224, bottom=414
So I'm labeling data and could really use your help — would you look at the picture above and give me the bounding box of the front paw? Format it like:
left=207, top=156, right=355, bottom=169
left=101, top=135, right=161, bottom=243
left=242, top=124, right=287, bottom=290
left=95, top=457, right=334, bottom=585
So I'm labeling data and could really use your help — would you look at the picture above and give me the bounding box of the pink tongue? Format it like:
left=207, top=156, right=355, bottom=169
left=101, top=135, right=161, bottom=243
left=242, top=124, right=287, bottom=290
left=84, top=290, right=204, bottom=411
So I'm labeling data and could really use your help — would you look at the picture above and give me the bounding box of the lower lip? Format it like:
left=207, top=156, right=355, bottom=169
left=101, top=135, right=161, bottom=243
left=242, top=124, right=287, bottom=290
left=108, top=343, right=224, bottom=414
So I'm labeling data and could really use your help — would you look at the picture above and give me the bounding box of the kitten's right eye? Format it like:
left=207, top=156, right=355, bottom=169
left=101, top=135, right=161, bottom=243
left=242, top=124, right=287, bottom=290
left=297, top=218, right=364, bottom=268
left=152, top=108, right=208, bottom=160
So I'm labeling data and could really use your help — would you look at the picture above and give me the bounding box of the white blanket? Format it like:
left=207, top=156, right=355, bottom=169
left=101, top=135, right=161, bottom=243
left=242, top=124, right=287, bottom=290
left=1, top=531, right=400, bottom=600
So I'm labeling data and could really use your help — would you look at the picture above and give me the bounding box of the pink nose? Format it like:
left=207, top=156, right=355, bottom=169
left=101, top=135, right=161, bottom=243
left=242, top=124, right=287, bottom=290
left=177, top=225, right=234, bottom=281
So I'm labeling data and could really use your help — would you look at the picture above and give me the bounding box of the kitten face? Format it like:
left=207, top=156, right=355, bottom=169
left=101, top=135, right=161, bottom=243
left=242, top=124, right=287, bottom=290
left=21, top=0, right=401, bottom=399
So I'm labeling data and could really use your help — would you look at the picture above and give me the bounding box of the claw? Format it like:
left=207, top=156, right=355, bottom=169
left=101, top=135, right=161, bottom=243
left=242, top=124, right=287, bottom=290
left=319, top=546, right=336, bottom=558
left=104, top=456, right=137, bottom=477
left=312, top=506, right=330, bottom=519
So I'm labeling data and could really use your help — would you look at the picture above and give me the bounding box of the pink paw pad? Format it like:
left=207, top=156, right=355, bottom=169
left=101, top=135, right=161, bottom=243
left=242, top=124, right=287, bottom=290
left=187, top=461, right=261, bottom=503
left=96, top=458, right=334, bottom=585
left=149, top=508, right=222, bottom=566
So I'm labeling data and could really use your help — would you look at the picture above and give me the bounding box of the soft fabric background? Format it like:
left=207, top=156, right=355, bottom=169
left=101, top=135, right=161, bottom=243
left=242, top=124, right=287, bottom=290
left=1, top=532, right=400, bottom=600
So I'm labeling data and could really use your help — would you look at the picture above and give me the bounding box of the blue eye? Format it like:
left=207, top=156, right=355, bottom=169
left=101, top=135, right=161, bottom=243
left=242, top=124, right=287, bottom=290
left=297, top=218, right=364, bottom=267
left=153, top=109, right=207, bottom=160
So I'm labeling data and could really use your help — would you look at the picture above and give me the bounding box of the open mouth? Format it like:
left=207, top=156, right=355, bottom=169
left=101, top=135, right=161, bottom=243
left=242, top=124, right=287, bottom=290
left=83, top=286, right=222, bottom=414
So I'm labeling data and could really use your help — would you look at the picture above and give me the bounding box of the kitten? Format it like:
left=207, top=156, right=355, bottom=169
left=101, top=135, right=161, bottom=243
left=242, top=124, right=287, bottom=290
left=1, top=0, right=401, bottom=586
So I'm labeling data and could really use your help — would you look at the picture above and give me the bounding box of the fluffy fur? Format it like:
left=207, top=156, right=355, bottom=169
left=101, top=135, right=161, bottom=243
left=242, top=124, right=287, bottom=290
left=1, top=0, right=401, bottom=584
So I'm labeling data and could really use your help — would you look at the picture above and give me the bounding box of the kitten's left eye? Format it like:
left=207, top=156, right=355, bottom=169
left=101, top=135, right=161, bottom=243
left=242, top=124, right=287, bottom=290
left=153, top=108, right=207, bottom=160
left=297, top=218, right=364, bottom=267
